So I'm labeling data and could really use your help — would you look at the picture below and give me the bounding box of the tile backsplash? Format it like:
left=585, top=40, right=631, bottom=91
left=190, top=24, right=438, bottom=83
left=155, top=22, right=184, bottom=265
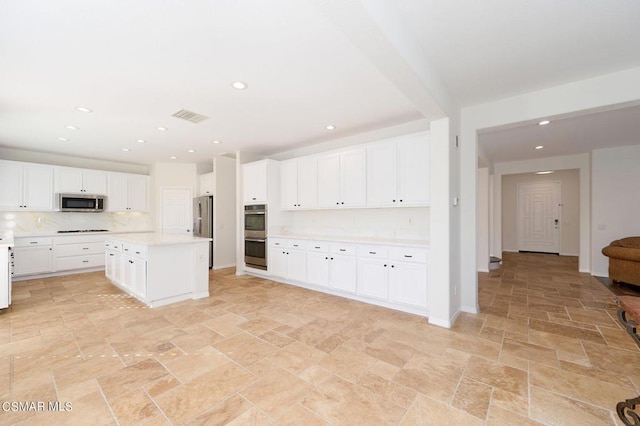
left=284, top=207, right=429, bottom=241
left=0, top=211, right=153, bottom=235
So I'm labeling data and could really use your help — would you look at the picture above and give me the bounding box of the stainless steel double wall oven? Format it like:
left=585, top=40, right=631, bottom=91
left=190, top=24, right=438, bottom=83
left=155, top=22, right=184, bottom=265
left=244, top=204, right=267, bottom=270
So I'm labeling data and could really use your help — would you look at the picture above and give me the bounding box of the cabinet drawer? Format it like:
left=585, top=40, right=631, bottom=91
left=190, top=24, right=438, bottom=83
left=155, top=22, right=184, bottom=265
left=357, top=245, right=388, bottom=259
left=307, top=241, right=329, bottom=252
left=105, top=240, right=123, bottom=252
left=15, top=237, right=52, bottom=247
left=122, top=243, right=147, bottom=260
left=55, top=242, right=104, bottom=257
left=55, top=254, right=104, bottom=271
left=330, top=243, right=357, bottom=256
left=389, top=247, right=428, bottom=263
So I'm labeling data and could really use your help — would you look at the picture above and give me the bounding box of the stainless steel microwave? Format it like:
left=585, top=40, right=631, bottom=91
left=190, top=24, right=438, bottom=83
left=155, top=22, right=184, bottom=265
left=58, top=193, right=106, bottom=212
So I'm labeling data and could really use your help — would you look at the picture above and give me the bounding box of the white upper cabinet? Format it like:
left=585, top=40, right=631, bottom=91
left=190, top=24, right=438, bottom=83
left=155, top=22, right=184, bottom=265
left=199, top=172, right=214, bottom=196
left=281, top=157, right=317, bottom=210
left=0, top=160, right=54, bottom=211
left=397, top=133, right=429, bottom=205
left=107, top=172, right=149, bottom=212
left=242, top=160, right=268, bottom=204
left=317, top=148, right=366, bottom=208
left=367, top=133, right=429, bottom=207
left=55, top=167, right=107, bottom=194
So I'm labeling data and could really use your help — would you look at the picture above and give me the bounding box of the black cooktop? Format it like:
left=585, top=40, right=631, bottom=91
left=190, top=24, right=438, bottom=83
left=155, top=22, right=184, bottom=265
left=57, top=229, right=110, bottom=233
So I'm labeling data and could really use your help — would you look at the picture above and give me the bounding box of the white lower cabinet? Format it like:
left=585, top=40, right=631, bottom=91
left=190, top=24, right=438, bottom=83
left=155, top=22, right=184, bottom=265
left=265, top=237, right=429, bottom=316
left=122, top=255, right=147, bottom=299
left=269, top=238, right=306, bottom=282
left=13, top=237, right=53, bottom=276
left=54, top=235, right=106, bottom=272
left=328, top=244, right=357, bottom=293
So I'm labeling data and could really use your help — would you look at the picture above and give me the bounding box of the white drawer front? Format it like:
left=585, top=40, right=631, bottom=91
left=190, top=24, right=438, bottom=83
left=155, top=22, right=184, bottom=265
left=389, top=247, right=428, bottom=264
left=330, top=243, right=357, bottom=256
left=288, top=240, right=306, bottom=250
left=122, top=243, right=147, bottom=260
left=269, top=238, right=287, bottom=248
left=357, top=245, right=388, bottom=259
left=56, top=254, right=104, bottom=271
left=307, top=241, right=329, bottom=252
left=105, top=240, right=123, bottom=252
left=15, top=237, right=52, bottom=247
left=56, top=242, right=104, bottom=257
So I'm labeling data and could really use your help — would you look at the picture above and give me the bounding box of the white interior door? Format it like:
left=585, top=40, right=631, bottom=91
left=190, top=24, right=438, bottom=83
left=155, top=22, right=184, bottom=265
left=517, top=181, right=560, bottom=253
left=161, top=187, right=193, bottom=235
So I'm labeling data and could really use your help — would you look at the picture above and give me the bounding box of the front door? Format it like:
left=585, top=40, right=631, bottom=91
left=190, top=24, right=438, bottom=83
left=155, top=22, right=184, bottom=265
left=517, top=181, right=560, bottom=254
left=161, top=187, right=193, bottom=235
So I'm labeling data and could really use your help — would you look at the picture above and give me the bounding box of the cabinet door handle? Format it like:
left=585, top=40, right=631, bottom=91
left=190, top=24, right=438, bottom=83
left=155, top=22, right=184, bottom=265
left=82, top=247, right=89, bottom=250
left=82, top=260, right=89, bottom=263
left=339, top=249, right=346, bottom=252
left=30, top=241, right=38, bottom=244
left=109, top=254, right=114, bottom=257
left=369, top=251, right=376, bottom=255
left=135, top=251, right=141, bottom=254
left=293, top=244, right=299, bottom=247
left=391, top=265, right=395, bottom=268
left=404, top=255, right=413, bottom=258
left=314, top=246, right=321, bottom=249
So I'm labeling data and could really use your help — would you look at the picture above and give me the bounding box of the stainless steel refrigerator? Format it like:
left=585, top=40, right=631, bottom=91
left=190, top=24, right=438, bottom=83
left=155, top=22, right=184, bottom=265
left=193, top=196, right=213, bottom=269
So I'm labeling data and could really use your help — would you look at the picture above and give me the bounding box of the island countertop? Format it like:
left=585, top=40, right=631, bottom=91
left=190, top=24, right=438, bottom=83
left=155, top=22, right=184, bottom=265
left=108, top=233, right=212, bottom=246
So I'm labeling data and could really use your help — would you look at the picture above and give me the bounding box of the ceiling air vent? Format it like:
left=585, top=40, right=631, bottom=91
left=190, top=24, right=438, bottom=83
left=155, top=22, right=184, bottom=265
left=171, top=109, right=209, bottom=124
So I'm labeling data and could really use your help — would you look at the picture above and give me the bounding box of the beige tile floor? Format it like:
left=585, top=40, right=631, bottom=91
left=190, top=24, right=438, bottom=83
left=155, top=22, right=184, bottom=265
left=1, top=252, right=638, bottom=425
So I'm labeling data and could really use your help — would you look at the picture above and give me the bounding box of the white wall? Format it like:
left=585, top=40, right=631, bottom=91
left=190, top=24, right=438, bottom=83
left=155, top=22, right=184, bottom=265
left=477, top=167, right=489, bottom=271
left=461, top=66, right=640, bottom=313
left=212, top=156, right=236, bottom=269
left=501, top=170, right=580, bottom=255
left=0, top=147, right=148, bottom=174
left=592, top=144, right=640, bottom=276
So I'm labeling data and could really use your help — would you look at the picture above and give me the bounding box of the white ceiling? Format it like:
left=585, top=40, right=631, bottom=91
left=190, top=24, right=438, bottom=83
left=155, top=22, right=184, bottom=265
left=1, top=1, right=639, bottom=167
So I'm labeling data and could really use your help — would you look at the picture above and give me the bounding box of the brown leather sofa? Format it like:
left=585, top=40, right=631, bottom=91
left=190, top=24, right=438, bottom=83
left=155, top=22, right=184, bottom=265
left=602, top=237, right=640, bottom=286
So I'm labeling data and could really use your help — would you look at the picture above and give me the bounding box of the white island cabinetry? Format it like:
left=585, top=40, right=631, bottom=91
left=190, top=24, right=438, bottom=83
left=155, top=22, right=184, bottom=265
left=105, top=233, right=210, bottom=307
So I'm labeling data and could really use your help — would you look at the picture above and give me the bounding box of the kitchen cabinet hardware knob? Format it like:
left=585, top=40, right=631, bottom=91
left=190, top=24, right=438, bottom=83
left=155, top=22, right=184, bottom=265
left=82, top=260, right=89, bottom=263
left=325, top=257, right=328, bottom=260
left=341, top=202, right=344, bottom=205
left=391, top=265, right=395, bottom=268
left=339, top=249, right=346, bottom=252
left=109, top=254, right=114, bottom=256
left=336, top=202, right=339, bottom=205
left=393, top=199, right=396, bottom=202
left=314, top=246, right=321, bottom=249
left=252, top=197, right=257, bottom=200
left=82, top=247, right=89, bottom=250
left=293, top=244, right=299, bottom=247
left=384, top=264, right=387, bottom=267
left=135, top=251, right=140, bottom=254
left=400, top=199, right=403, bottom=202
left=404, top=255, right=412, bottom=258
left=49, top=248, right=52, bottom=251
left=369, top=251, right=376, bottom=254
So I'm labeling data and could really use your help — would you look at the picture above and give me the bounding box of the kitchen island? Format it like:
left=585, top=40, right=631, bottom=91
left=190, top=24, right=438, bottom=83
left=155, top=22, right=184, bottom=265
left=105, top=233, right=211, bottom=308
left=0, top=233, right=15, bottom=309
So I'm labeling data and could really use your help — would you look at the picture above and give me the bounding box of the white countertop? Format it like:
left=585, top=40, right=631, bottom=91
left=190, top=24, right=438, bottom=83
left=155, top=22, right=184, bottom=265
left=269, top=233, right=429, bottom=248
left=0, top=233, right=14, bottom=248
left=12, top=230, right=154, bottom=238
left=108, top=233, right=212, bottom=246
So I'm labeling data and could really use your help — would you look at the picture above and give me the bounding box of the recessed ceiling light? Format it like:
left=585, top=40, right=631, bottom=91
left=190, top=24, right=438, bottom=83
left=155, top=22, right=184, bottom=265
left=325, top=125, right=336, bottom=130
left=65, top=125, right=79, bottom=130
left=212, top=140, right=221, bottom=144
left=535, top=145, right=544, bottom=150
left=57, top=137, right=69, bottom=141
left=75, top=106, right=92, bottom=113
left=122, top=148, right=131, bottom=152
left=231, top=81, right=247, bottom=90
left=170, top=156, right=177, bottom=160
left=137, top=139, right=146, bottom=143
left=157, top=126, right=168, bottom=131
left=538, top=120, right=551, bottom=126
left=187, top=149, right=195, bottom=153
left=535, top=171, right=554, bottom=175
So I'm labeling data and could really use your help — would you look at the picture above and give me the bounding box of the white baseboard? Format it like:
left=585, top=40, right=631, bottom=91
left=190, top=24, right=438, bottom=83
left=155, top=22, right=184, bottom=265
left=461, top=305, right=479, bottom=314
left=477, top=267, right=490, bottom=273
left=213, top=263, right=235, bottom=270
